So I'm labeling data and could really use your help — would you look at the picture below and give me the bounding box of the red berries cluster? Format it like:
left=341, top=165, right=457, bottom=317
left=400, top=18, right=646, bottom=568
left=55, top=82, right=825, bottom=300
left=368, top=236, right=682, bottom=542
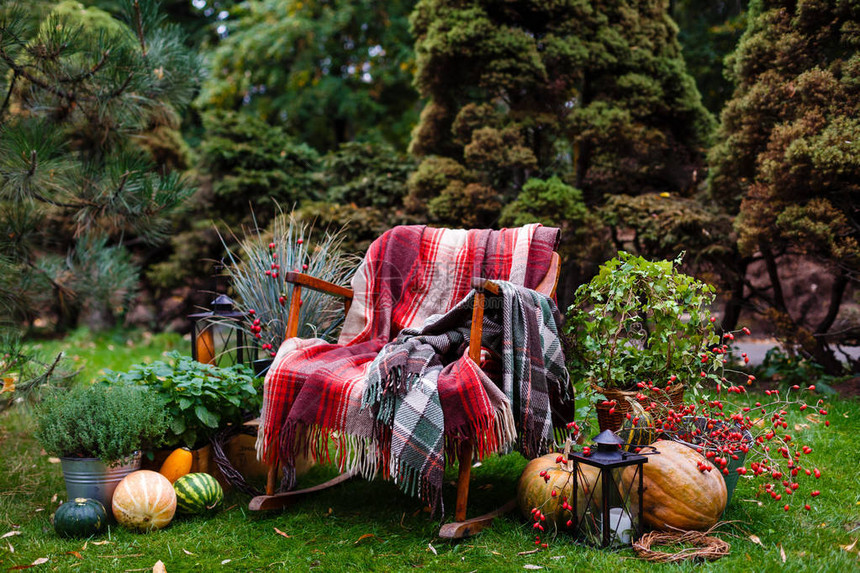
left=650, top=382, right=829, bottom=512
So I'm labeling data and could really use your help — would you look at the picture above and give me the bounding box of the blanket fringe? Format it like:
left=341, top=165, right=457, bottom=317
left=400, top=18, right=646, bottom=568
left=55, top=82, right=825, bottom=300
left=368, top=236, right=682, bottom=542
left=280, top=421, right=383, bottom=485
left=391, top=456, right=443, bottom=517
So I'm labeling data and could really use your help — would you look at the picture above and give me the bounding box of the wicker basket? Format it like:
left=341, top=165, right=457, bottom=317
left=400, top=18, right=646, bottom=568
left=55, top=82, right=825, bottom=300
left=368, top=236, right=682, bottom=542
left=593, top=384, right=685, bottom=432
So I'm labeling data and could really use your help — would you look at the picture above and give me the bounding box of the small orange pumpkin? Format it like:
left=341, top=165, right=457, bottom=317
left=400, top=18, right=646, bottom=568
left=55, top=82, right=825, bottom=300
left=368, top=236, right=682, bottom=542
left=159, top=447, right=193, bottom=483
left=621, top=440, right=727, bottom=531
left=517, top=453, right=603, bottom=527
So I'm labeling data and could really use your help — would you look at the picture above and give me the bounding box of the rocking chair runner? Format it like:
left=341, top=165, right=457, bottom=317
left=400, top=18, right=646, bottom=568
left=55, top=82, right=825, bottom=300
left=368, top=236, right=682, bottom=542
left=250, top=225, right=567, bottom=538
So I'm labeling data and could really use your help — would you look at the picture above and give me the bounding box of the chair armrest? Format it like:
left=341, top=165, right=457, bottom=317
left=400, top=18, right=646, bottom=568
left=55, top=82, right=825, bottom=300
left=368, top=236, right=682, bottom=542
left=470, top=277, right=500, bottom=295
left=283, top=271, right=353, bottom=300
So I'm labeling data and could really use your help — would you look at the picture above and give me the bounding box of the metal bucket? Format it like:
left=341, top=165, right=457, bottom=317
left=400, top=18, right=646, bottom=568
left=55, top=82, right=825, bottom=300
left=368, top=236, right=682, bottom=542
left=60, top=453, right=142, bottom=510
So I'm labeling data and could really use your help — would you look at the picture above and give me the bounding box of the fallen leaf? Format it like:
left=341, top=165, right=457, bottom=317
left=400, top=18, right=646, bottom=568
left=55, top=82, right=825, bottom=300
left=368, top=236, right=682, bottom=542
left=182, top=549, right=195, bottom=556
left=51, top=494, right=57, bottom=503
left=478, top=484, right=493, bottom=490
left=427, top=543, right=437, bottom=555
left=742, top=499, right=764, bottom=507
left=92, top=540, right=111, bottom=545
left=779, top=545, right=786, bottom=563
left=355, top=533, right=378, bottom=544
left=274, top=527, right=291, bottom=539
left=47, top=457, right=60, bottom=464
left=749, top=534, right=764, bottom=547
left=2, top=531, right=22, bottom=539
left=34, top=508, right=44, bottom=513
left=523, top=565, right=543, bottom=570
left=326, top=508, right=333, bottom=516
left=66, top=551, right=82, bottom=559
left=805, top=414, right=821, bottom=424
left=8, top=542, right=14, bottom=553
left=517, top=549, right=540, bottom=556
left=491, top=551, right=503, bottom=556
left=221, top=559, right=231, bottom=565
left=31, top=558, right=48, bottom=566
left=841, top=539, right=858, bottom=553
left=794, top=423, right=809, bottom=431
left=152, top=560, right=166, bottom=573
left=81, top=541, right=88, bottom=552
left=551, top=556, right=565, bottom=560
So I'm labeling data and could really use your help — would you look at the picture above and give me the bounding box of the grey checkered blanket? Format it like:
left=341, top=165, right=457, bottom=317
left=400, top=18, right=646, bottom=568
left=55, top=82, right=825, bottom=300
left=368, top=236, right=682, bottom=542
left=363, top=281, right=571, bottom=514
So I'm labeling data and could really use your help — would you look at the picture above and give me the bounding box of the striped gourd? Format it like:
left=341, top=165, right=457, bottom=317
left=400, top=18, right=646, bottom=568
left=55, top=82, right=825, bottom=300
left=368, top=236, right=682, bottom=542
left=173, top=473, right=223, bottom=514
left=112, top=470, right=176, bottom=532
left=617, top=401, right=656, bottom=452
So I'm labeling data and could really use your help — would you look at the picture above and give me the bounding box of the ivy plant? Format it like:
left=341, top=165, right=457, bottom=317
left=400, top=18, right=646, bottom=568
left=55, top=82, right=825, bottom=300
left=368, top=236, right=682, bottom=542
left=103, top=352, right=261, bottom=449
left=565, top=252, right=720, bottom=393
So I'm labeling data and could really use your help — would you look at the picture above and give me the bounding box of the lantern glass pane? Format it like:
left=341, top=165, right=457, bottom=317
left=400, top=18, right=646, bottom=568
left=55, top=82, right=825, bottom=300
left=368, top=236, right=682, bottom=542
left=196, top=321, right=239, bottom=367
left=572, top=462, right=642, bottom=548
left=572, top=463, right=603, bottom=544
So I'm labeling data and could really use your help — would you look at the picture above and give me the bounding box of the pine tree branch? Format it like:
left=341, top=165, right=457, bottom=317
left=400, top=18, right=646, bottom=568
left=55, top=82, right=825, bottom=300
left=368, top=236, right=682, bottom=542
left=133, top=0, right=147, bottom=57
left=108, top=73, right=134, bottom=100
left=110, top=170, right=132, bottom=204
left=27, top=149, right=36, bottom=176
left=1, top=71, right=17, bottom=118
left=0, top=48, right=75, bottom=102
left=59, top=50, right=110, bottom=84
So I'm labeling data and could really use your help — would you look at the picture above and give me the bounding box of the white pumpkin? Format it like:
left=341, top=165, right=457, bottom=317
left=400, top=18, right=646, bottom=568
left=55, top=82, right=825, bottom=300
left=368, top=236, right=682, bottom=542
left=112, top=470, right=177, bottom=532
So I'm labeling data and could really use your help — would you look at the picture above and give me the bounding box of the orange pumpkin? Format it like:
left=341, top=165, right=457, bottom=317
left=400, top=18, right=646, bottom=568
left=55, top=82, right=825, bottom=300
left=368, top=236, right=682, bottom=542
left=112, top=470, right=177, bottom=532
left=517, top=453, right=603, bottom=527
left=621, top=440, right=726, bottom=531
left=159, top=447, right=193, bottom=483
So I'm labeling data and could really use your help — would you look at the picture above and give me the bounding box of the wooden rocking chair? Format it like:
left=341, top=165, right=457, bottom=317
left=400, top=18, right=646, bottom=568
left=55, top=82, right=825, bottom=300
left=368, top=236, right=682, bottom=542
left=249, top=243, right=562, bottom=539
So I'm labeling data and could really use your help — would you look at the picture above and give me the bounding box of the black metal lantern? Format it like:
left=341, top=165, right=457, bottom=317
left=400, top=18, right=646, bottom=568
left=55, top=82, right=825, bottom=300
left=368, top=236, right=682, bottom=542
left=189, top=294, right=253, bottom=367
left=568, top=430, right=651, bottom=548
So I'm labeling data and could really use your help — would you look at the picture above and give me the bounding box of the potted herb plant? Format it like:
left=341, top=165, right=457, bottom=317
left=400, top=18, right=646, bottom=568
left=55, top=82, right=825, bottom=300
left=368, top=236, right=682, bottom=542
left=35, top=384, right=168, bottom=508
left=565, top=252, right=720, bottom=431
left=102, top=351, right=261, bottom=473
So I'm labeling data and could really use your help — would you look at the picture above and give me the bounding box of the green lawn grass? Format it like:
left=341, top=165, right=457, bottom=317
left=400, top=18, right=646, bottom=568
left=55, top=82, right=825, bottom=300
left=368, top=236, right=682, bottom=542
left=24, top=328, right=184, bottom=383
left=2, top=330, right=858, bottom=572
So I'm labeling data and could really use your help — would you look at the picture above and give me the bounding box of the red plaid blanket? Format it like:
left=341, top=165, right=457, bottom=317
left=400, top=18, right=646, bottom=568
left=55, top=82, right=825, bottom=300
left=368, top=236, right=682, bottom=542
left=257, top=225, right=560, bottom=489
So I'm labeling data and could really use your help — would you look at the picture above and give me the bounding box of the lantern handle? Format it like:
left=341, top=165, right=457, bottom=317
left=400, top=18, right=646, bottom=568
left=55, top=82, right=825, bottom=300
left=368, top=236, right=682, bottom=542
left=633, top=444, right=660, bottom=456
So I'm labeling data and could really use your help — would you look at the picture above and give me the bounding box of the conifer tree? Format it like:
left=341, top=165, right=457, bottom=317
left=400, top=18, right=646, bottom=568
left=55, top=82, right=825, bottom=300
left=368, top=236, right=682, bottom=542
left=0, top=0, right=200, bottom=330
left=197, top=0, right=419, bottom=152
left=709, top=0, right=859, bottom=373
left=407, top=0, right=714, bottom=228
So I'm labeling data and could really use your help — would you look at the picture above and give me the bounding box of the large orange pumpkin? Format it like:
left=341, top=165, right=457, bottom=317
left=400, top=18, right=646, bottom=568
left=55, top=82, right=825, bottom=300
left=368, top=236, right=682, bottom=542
left=621, top=440, right=726, bottom=531
left=112, top=470, right=177, bottom=532
left=517, top=453, right=603, bottom=527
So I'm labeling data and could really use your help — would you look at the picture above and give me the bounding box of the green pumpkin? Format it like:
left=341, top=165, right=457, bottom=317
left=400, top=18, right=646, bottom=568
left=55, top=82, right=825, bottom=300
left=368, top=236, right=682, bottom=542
left=617, top=407, right=656, bottom=451
left=54, top=498, right=107, bottom=538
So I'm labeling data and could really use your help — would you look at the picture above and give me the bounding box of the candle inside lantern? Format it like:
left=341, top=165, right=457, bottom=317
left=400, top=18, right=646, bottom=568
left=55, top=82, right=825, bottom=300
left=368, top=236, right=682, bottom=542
left=608, top=507, right=633, bottom=544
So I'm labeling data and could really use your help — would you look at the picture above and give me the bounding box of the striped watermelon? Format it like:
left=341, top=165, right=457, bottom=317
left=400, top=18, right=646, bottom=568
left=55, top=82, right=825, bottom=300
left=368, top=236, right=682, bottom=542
left=173, top=473, right=223, bottom=514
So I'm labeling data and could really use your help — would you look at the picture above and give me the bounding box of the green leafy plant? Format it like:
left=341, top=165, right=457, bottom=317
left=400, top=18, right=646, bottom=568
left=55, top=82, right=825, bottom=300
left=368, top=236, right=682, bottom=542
left=35, top=384, right=167, bottom=461
left=220, top=211, right=357, bottom=356
left=103, top=351, right=260, bottom=450
left=752, top=348, right=841, bottom=396
left=565, top=252, right=720, bottom=393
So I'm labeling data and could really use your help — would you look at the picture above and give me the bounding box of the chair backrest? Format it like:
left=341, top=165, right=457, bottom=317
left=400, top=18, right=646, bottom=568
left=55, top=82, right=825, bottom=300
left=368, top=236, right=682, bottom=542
left=534, top=252, right=561, bottom=298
